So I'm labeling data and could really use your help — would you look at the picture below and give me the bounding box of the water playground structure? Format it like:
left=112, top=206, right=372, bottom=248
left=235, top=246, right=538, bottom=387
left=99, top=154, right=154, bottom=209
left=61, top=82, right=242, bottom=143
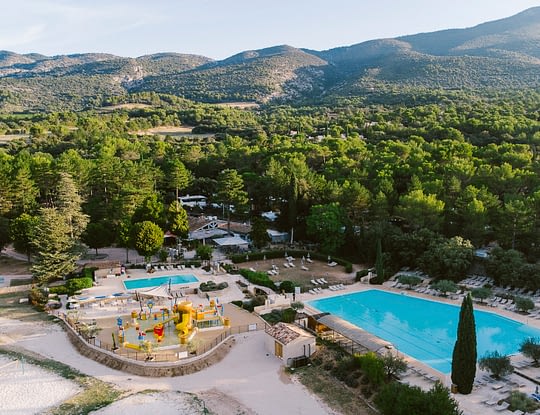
left=118, top=299, right=230, bottom=352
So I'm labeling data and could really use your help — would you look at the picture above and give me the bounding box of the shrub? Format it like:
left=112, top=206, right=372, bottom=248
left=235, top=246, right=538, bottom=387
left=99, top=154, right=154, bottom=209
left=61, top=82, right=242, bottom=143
left=431, top=279, right=458, bottom=296
left=507, top=391, right=540, bottom=413
left=82, top=267, right=97, bottom=279
left=49, top=285, right=69, bottom=295
left=279, top=280, right=295, bottom=293
left=65, top=277, right=93, bottom=295
left=515, top=296, right=535, bottom=313
left=375, top=381, right=461, bottom=415
left=262, top=310, right=283, bottom=324
left=251, top=295, right=267, bottom=307
left=479, top=351, right=513, bottom=379
left=380, top=352, right=408, bottom=380
left=199, top=281, right=229, bottom=292
left=520, top=338, right=540, bottom=366
left=356, top=352, right=385, bottom=386
left=471, top=287, right=492, bottom=303
left=397, top=275, right=422, bottom=289
left=281, top=308, right=297, bottom=323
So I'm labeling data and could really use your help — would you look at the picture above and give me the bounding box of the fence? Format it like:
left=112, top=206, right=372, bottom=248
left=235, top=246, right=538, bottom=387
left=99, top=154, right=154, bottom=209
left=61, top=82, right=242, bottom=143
left=61, top=313, right=266, bottom=363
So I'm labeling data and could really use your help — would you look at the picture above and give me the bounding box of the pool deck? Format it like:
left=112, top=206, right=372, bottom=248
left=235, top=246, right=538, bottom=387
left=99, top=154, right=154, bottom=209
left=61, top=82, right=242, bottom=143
left=57, top=267, right=540, bottom=415
left=300, top=282, right=540, bottom=415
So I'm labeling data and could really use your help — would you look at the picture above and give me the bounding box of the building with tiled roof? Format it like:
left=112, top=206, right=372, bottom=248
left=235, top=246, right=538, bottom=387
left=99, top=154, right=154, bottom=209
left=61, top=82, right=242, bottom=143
left=265, top=322, right=316, bottom=366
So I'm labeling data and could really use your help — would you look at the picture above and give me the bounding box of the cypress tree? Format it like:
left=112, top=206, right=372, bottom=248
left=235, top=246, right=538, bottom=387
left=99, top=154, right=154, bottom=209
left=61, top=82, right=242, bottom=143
left=451, top=293, right=477, bottom=394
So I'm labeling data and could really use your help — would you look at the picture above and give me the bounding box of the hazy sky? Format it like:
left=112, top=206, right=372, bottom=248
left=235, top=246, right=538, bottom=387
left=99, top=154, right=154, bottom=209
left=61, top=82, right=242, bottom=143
left=2, top=0, right=539, bottom=59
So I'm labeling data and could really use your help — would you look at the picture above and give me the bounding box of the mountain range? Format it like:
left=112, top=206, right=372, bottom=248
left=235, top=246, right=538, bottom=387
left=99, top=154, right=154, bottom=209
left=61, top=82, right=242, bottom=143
left=1, top=7, right=539, bottom=111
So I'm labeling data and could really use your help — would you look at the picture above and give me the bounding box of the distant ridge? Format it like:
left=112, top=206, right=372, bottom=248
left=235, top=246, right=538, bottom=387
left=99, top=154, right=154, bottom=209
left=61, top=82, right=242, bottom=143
left=0, top=7, right=539, bottom=111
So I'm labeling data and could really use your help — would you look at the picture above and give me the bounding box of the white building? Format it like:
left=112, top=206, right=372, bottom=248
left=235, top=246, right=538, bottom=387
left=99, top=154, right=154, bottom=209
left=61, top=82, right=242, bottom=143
left=179, top=195, right=207, bottom=208
left=265, top=322, right=316, bottom=366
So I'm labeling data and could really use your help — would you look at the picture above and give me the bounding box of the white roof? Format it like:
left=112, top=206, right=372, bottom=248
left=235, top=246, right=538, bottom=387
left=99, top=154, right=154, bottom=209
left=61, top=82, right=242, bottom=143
left=213, top=236, right=249, bottom=247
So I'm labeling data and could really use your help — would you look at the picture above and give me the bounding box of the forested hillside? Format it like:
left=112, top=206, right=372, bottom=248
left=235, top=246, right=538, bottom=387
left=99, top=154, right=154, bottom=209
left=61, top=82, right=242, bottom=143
left=0, top=7, right=539, bottom=111
left=1, top=90, right=539, bottom=289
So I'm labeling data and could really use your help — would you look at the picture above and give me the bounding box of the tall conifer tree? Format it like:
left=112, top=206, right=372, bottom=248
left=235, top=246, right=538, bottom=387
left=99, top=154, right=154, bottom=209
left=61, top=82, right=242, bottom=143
left=451, top=293, right=477, bottom=394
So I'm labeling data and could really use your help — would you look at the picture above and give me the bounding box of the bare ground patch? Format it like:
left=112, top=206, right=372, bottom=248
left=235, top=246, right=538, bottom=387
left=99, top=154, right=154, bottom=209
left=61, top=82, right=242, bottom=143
left=133, top=125, right=214, bottom=138
left=0, top=255, right=31, bottom=275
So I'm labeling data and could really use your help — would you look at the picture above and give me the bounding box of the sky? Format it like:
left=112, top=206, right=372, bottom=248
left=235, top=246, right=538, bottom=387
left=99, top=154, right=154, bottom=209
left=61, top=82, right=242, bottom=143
left=1, top=0, right=539, bottom=60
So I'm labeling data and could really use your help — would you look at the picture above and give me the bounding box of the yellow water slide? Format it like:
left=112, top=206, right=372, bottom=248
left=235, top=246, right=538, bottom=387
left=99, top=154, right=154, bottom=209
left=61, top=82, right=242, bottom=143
left=175, top=301, right=193, bottom=344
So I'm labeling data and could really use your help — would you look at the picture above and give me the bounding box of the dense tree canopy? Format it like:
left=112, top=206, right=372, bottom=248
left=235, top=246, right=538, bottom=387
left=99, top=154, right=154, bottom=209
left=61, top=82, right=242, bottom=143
left=0, top=90, right=539, bottom=288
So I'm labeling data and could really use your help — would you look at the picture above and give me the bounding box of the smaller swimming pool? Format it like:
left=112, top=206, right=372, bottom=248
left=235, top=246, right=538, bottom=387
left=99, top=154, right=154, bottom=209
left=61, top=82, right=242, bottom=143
left=124, top=274, right=198, bottom=290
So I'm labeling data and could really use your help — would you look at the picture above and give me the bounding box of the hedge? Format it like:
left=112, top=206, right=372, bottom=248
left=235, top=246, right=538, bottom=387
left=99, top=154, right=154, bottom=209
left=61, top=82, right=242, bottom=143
left=238, top=269, right=277, bottom=291
left=232, top=250, right=353, bottom=273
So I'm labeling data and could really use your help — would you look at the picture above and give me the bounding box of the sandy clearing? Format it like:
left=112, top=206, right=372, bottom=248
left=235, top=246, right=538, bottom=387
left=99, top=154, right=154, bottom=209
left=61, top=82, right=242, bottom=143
left=0, top=356, right=80, bottom=415
left=91, top=391, right=204, bottom=415
left=0, top=317, right=333, bottom=415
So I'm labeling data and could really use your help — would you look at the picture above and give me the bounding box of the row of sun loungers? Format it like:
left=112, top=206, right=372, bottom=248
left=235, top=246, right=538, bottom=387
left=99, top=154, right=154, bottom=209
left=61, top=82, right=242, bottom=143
left=311, top=278, right=328, bottom=285
left=329, top=284, right=345, bottom=291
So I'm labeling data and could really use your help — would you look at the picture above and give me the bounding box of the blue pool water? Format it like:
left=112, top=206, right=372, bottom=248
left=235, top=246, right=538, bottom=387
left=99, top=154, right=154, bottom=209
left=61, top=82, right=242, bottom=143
left=124, top=274, right=198, bottom=290
left=308, top=290, right=540, bottom=373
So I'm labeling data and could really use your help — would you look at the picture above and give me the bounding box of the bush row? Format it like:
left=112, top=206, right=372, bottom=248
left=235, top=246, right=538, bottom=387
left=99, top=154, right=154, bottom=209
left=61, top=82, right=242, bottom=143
left=238, top=269, right=277, bottom=290
left=48, top=276, right=93, bottom=296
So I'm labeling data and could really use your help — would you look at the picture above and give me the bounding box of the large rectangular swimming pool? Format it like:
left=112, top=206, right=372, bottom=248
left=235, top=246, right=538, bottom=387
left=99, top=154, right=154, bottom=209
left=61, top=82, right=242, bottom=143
left=308, top=290, right=540, bottom=373
left=123, top=274, right=198, bottom=290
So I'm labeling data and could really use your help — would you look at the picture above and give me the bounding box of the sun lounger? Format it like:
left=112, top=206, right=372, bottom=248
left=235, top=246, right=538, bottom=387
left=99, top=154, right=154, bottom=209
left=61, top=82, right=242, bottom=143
left=249, top=267, right=257, bottom=272
left=306, top=258, right=313, bottom=263
left=288, top=262, right=296, bottom=267
left=484, top=395, right=499, bottom=406
left=311, top=279, right=319, bottom=285
left=320, top=278, right=328, bottom=284
left=191, top=265, right=196, bottom=270
left=283, top=262, right=290, bottom=268
left=309, top=289, right=316, bottom=295
left=329, top=285, right=338, bottom=291
left=301, top=266, right=309, bottom=271
left=328, top=261, right=338, bottom=267
left=315, top=278, right=324, bottom=284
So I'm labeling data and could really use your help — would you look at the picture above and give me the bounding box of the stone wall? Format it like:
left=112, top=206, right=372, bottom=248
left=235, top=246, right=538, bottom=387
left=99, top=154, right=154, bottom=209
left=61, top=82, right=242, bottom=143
left=61, top=319, right=236, bottom=377
left=0, top=285, right=32, bottom=294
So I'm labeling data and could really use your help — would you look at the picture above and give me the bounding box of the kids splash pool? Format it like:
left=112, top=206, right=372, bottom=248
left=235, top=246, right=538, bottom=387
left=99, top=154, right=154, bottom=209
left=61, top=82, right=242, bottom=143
left=124, top=274, right=198, bottom=290
left=308, top=290, right=540, bottom=373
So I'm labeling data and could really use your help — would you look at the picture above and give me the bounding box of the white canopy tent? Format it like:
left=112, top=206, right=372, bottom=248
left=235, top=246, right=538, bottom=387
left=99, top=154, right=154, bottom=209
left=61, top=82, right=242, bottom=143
left=136, top=284, right=173, bottom=299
